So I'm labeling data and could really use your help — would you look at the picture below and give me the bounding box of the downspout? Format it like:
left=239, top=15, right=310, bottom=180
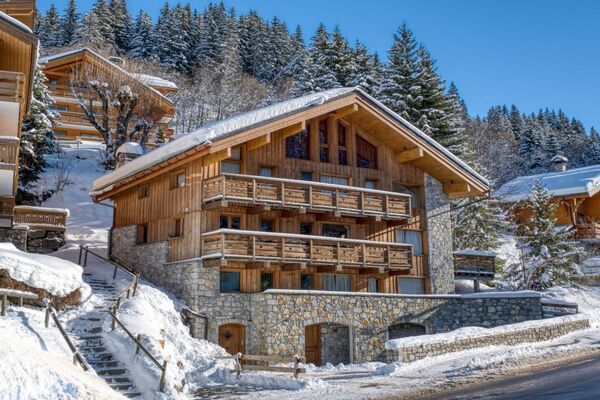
left=94, top=199, right=116, bottom=258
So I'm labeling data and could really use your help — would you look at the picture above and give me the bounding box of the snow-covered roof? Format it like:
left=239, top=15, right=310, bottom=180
left=116, top=142, right=144, bottom=156
left=92, top=87, right=488, bottom=197
left=495, top=164, right=600, bottom=202
left=132, top=74, right=177, bottom=90
left=38, top=48, right=174, bottom=107
left=551, top=155, right=568, bottom=163
left=0, top=10, right=32, bottom=34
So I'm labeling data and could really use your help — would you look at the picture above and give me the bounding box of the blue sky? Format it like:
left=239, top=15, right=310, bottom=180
left=39, top=0, right=600, bottom=131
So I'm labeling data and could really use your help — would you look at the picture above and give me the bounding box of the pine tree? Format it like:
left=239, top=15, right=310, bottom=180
left=308, top=24, right=340, bottom=91
left=348, top=41, right=381, bottom=95
left=62, top=0, right=80, bottom=47
left=129, top=10, right=154, bottom=59
left=33, top=7, right=44, bottom=37
left=329, top=25, right=353, bottom=86
left=510, top=180, right=578, bottom=290
left=19, top=65, right=57, bottom=187
left=453, top=197, right=507, bottom=251
left=442, top=82, right=469, bottom=159
left=110, top=0, right=132, bottom=53
left=239, top=11, right=269, bottom=79
left=40, top=4, right=61, bottom=48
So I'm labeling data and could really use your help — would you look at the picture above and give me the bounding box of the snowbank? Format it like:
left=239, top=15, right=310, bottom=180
left=0, top=242, right=85, bottom=297
left=0, top=307, right=124, bottom=400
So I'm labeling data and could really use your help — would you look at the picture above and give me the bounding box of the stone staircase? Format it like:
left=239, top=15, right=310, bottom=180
left=66, top=274, right=142, bottom=398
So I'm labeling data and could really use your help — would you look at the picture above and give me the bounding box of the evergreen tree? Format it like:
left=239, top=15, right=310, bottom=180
left=308, top=24, right=340, bottom=91
left=443, top=82, right=469, bottom=159
left=129, top=10, right=154, bottom=59
left=510, top=181, right=578, bottom=290
left=62, top=0, right=80, bottom=47
left=19, top=65, right=57, bottom=187
left=347, top=41, right=381, bottom=95
left=239, top=10, right=268, bottom=78
left=453, top=197, right=507, bottom=251
left=110, top=0, right=133, bottom=53
left=329, top=25, right=353, bottom=85
left=40, top=4, right=61, bottom=48
left=33, top=7, right=44, bottom=37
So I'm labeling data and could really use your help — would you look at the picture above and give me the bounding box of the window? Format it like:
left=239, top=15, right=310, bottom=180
left=338, top=122, right=348, bottom=165
left=50, top=106, right=68, bottom=112
left=53, top=130, right=67, bottom=138
left=261, top=273, right=273, bottom=291
left=259, top=167, right=273, bottom=177
left=221, top=146, right=242, bottom=173
left=171, top=171, right=186, bottom=189
left=395, top=184, right=420, bottom=208
left=319, top=175, right=349, bottom=186
left=395, top=230, right=423, bottom=256
left=364, top=180, right=376, bottom=190
left=323, top=274, right=351, bottom=292
left=49, top=79, right=58, bottom=86
left=139, top=185, right=150, bottom=199
left=321, top=223, right=349, bottom=238
left=136, top=224, right=149, bottom=244
left=368, top=278, right=378, bottom=293
left=220, top=272, right=240, bottom=292
left=260, top=219, right=274, bottom=232
left=301, top=274, right=313, bottom=290
left=300, top=222, right=312, bottom=235
left=319, top=119, right=329, bottom=162
left=220, top=215, right=241, bottom=230
left=172, top=217, right=183, bottom=238
left=300, top=171, right=313, bottom=181
left=356, top=135, right=377, bottom=169
left=397, top=278, right=424, bottom=294
left=286, top=128, right=310, bottom=160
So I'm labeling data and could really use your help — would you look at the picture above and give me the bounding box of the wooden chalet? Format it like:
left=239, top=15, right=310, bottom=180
left=39, top=48, right=176, bottom=142
left=0, top=5, right=37, bottom=228
left=497, top=159, right=600, bottom=240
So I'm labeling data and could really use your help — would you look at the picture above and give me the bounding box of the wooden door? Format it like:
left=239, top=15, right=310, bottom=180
left=305, top=325, right=321, bottom=365
left=218, top=324, right=245, bottom=355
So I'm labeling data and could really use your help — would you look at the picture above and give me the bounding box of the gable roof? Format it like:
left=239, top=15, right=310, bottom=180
left=38, top=48, right=174, bottom=108
left=91, top=87, right=489, bottom=199
left=495, top=164, right=600, bottom=202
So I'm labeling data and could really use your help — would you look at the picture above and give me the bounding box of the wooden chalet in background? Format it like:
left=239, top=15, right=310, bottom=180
left=38, top=48, right=176, bottom=142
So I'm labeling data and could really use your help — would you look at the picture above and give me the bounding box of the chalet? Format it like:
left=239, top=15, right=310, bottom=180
left=38, top=48, right=176, bottom=142
left=496, top=157, right=600, bottom=240
left=92, top=88, right=543, bottom=364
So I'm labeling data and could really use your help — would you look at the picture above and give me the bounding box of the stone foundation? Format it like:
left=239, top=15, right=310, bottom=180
left=26, top=230, right=65, bottom=253
left=386, top=315, right=590, bottom=363
left=320, top=323, right=351, bottom=365
left=0, top=227, right=28, bottom=251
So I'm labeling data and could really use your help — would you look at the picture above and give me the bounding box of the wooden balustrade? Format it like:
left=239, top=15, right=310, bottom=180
left=203, top=173, right=411, bottom=221
left=453, top=250, right=496, bottom=279
left=13, top=206, right=68, bottom=231
left=201, top=229, right=412, bottom=271
left=0, top=196, right=15, bottom=218
left=576, top=223, right=600, bottom=240
left=0, top=138, right=19, bottom=164
left=0, top=71, right=24, bottom=103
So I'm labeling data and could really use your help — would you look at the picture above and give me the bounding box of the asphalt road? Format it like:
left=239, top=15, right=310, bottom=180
left=427, top=353, right=600, bottom=400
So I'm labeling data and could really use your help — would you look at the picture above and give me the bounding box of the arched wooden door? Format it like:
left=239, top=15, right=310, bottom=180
left=218, top=324, right=245, bottom=355
left=305, top=325, right=321, bottom=365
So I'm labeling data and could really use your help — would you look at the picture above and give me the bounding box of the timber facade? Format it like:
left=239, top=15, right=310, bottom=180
left=39, top=48, right=176, bottom=142
left=92, top=88, right=543, bottom=364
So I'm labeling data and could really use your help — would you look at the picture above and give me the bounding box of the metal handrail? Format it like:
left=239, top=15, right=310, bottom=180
left=78, top=245, right=136, bottom=278
left=45, top=305, right=90, bottom=371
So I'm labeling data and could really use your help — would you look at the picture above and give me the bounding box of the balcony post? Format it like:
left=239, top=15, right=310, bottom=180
left=281, top=237, right=286, bottom=261
left=361, top=243, right=367, bottom=268
left=308, top=185, right=313, bottom=208
left=359, top=192, right=365, bottom=215
left=335, top=188, right=340, bottom=211
left=387, top=245, right=391, bottom=269
left=309, top=239, right=313, bottom=263
left=252, top=178, right=257, bottom=203
left=252, top=235, right=256, bottom=260
left=281, top=182, right=286, bottom=206
left=221, top=175, right=226, bottom=198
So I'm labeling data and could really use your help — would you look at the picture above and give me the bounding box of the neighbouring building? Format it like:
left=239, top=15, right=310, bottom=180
left=38, top=48, right=176, bottom=143
left=496, top=157, right=600, bottom=241
left=92, top=88, right=543, bottom=364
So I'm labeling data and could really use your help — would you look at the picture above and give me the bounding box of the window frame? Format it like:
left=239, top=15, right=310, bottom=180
left=220, top=271, right=241, bottom=293
left=220, top=214, right=242, bottom=230
left=337, top=121, right=348, bottom=166
left=285, top=127, right=311, bottom=160
left=259, top=166, right=274, bottom=177
left=172, top=217, right=183, bottom=238
left=170, top=170, right=186, bottom=190
left=139, top=184, right=150, bottom=199
left=260, top=272, right=274, bottom=291
left=136, top=223, right=149, bottom=245
left=356, top=134, right=378, bottom=169
left=319, top=119, right=330, bottom=163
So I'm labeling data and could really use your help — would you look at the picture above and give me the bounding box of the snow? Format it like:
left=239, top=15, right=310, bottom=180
left=0, top=307, right=125, bottom=400
left=0, top=11, right=33, bottom=34
left=551, top=155, right=568, bottom=163
left=13, top=205, right=70, bottom=216
left=133, top=74, right=178, bottom=89
left=91, top=87, right=488, bottom=197
left=495, top=163, right=600, bottom=202
left=0, top=242, right=85, bottom=297
left=385, top=314, right=587, bottom=349
left=116, top=141, right=144, bottom=156
left=453, top=249, right=497, bottom=257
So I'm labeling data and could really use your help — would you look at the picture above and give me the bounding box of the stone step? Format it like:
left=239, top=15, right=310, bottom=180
left=109, top=383, right=135, bottom=391
left=84, top=353, right=113, bottom=362
left=89, top=360, right=120, bottom=369
left=123, top=392, right=142, bottom=398
left=79, top=346, right=107, bottom=353
left=79, top=339, right=104, bottom=348
left=103, top=375, right=133, bottom=384
left=98, top=368, right=127, bottom=376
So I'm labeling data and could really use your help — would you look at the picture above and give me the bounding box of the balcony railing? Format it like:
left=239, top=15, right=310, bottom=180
left=13, top=206, right=69, bottom=232
left=0, top=138, right=19, bottom=164
left=576, top=223, right=600, bottom=240
left=202, top=174, right=411, bottom=220
left=0, top=196, right=15, bottom=218
left=0, top=71, right=24, bottom=103
left=453, top=250, right=496, bottom=279
left=201, top=229, right=413, bottom=271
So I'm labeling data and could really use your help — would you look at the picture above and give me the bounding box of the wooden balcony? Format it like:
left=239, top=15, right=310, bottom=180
left=453, top=250, right=496, bottom=280
left=0, top=196, right=15, bottom=218
left=202, top=174, right=411, bottom=221
left=0, top=137, right=19, bottom=164
left=201, top=229, right=413, bottom=271
left=0, top=71, right=25, bottom=104
left=13, top=206, right=69, bottom=232
left=576, top=223, right=600, bottom=240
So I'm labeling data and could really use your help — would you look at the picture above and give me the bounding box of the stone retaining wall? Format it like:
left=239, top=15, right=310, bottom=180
left=386, top=315, right=590, bottom=363
left=0, top=227, right=65, bottom=253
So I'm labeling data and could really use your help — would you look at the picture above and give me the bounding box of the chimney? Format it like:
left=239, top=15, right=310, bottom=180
left=551, top=155, right=568, bottom=172
left=116, top=142, right=144, bottom=168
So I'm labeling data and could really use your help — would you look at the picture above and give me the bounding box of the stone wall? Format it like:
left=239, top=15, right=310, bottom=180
left=250, top=290, right=543, bottom=363
left=26, top=230, right=65, bottom=253
left=424, top=174, right=454, bottom=294
left=320, top=323, right=351, bottom=365
left=386, top=315, right=590, bottom=363
left=0, top=227, right=27, bottom=251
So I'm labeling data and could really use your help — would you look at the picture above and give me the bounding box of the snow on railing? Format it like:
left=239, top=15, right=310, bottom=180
left=13, top=206, right=69, bottom=231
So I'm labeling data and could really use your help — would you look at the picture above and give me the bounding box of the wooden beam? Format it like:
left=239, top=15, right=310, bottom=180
left=278, top=121, right=306, bottom=139
left=316, top=265, right=338, bottom=273
left=443, top=182, right=471, bottom=194
left=395, top=147, right=424, bottom=164
left=333, top=103, right=359, bottom=118
left=388, top=269, right=411, bottom=276
left=281, top=263, right=307, bottom=272
left=247, top=133, right=271, bottom=151
left=202, top=148, right=231, bottom=166
left=281, top=208, right=306, bottom=218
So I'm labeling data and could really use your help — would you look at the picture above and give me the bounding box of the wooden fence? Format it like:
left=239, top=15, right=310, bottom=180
left=216, top=353, right=306, bottom=379
left=576, top=222, right=600, bottom=240
left=0, top=70, right=24, bottom=103
left=13, top=206, right=69, bottom=231
left=0, top=288, right=37, bottom=316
